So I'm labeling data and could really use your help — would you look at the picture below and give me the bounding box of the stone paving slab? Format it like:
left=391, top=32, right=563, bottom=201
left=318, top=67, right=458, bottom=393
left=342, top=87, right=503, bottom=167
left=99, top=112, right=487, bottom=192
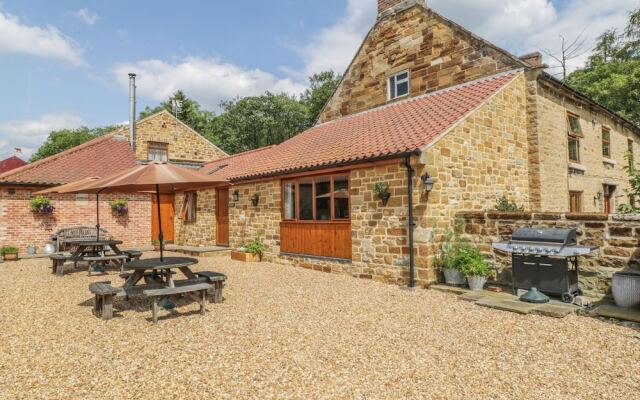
left=429, top=284, right=468, bottom=295
left=475, top=298, right=540, bottom=315
left=533, top=303, right=576, bottom=318
left=594, top=304, right=640, bottom=323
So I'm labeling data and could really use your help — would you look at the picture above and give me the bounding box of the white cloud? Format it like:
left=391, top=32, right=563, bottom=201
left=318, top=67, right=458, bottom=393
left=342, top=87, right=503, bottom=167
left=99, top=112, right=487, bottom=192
left=0, top=113, right=85, bottom=159
left=74, top=8, right=99, bottom=26
left=0, top=11, right=86, bottom=66
left=113, top=57, right=307, bottom=110
left=295, top=0, right=636, bottom=78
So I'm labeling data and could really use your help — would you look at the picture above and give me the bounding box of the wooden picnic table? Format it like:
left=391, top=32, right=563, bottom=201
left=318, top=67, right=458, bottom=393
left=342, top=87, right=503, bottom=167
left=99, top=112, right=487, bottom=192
left=69, top=239, right=124, bottom=258
left=122, top=257, right=198, bottom=289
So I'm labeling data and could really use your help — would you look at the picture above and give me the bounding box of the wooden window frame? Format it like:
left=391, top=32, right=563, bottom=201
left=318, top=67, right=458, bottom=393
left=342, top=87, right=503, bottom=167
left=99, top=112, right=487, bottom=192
left=566, top=112, right=583, bottom=137
left=147, top=141, right=169, bottom=162
left=566, top=113, right=582, bottom=163
left=569, top=191, right=583, bottom=213
left=281, top=173, right=350, bottom=224
left=388, top=70, right=410, bottom=101
left=602, top=127, right=611, bottom=158
left=179, top=192, right=197, bottom=222
left=628, top=138, right=635, bottom=169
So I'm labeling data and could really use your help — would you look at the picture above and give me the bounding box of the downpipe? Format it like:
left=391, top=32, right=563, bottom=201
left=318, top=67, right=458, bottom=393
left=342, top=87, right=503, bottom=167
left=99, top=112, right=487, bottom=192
left=404, top=156, right=415, bottom=288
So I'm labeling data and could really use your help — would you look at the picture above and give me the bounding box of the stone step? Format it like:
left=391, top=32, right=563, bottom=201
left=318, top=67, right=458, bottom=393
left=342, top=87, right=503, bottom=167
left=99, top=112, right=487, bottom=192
left=593, top=304, right=640, bottom=323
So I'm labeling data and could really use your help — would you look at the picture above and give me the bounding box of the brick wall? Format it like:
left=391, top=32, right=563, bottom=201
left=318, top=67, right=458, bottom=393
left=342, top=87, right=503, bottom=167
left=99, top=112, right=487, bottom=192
left=456, top=211, right=640, bottom=298
left=0, top=188, right=151, bottom=252
left=319, top=5, right=522, bottom=123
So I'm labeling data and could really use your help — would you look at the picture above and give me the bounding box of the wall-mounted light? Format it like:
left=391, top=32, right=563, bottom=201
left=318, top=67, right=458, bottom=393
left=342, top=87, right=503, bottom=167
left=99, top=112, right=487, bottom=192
left=251, top=193, right=260, bottom=207
left=421, top=173, right=434, bottom=193
left=232, top=190, right=240, bottom=202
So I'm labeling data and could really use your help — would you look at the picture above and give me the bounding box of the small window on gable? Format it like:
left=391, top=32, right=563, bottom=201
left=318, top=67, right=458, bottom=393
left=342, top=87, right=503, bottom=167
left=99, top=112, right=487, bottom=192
left=148, top=142, right=168, bottom=162
left=179, top=192, right=197, bottom=222
left=388, top=70, right=410, bottom=100
left=567, top=113, right=583, bottom=137
left=602, top=127, right=611, bottom=158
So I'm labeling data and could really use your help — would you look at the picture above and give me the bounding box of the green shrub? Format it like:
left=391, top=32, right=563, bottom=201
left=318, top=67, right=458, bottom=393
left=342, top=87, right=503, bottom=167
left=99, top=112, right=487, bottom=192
left=373, top=182, right=390, bottom=198
left=0, top=246, right=18, bottom=255
left=245, top=238, right=265, bottom=255
left=152, top=239, right=162, bottom=246
left=495, top=196, right=524, bottom=212
left=460, top=256, right=492, bottom=277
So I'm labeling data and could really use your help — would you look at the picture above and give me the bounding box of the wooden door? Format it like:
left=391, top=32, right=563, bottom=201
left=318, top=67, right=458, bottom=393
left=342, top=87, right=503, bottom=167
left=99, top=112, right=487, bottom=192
left=216, top=188, right=229, bottom=246
left=152, top=194, right=175, bottom=243
left=604, top=185, right=616, bottom=214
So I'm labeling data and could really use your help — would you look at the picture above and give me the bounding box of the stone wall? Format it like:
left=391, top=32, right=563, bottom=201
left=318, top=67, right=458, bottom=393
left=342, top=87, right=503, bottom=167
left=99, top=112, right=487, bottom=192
left=531, top=78, right=638, bottom=212
left=456, top=211, right=640, bottom=298
left=118, top=111, right=227, bottom=163
left=0, top=188, right=151, bottom=252
left=174, top=189, right=217, bottom=246
left=318, top=5, right=522, bottom=123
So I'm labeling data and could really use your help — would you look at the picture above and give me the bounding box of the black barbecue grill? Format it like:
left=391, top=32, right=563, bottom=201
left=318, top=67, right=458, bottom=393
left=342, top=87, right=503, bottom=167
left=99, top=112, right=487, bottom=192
left=492, top=227, right=598, bottom=303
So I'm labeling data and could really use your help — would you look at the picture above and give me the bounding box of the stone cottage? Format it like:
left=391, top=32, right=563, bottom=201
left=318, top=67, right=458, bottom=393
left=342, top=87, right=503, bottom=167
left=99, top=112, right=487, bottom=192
left=172, top=0, right=640, bottom=290
left=0, top=110, right=226, bottom=251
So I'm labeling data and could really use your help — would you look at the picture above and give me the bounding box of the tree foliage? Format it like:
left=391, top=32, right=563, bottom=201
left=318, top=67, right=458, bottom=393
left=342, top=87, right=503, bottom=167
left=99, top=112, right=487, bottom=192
left=301, top=71, right=342, bottom=124
left=30, top=125, right=118, bottom=162
left=139, top=90, right=215, bottom=137
left=566, top=8, right=640, bottom=124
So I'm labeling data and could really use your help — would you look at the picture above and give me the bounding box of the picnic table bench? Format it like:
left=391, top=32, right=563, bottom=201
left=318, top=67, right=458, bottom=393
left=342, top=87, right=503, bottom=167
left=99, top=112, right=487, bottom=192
left=89, top=281, right=120, bottom=320
left=144, top=283, right=211, bottom=323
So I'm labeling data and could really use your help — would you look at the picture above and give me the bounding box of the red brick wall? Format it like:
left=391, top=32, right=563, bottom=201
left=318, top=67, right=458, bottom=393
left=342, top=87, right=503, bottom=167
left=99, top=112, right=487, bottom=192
left=0, top=188, right=152, bottom=252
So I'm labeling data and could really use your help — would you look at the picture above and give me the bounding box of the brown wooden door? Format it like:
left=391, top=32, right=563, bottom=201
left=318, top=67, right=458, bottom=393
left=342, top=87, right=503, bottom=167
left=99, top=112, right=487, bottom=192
left=216, top=188, right=229, bottom=246
left=152, top=194, right=175, bottom=243
left=604, top=185, right=616, bottom=214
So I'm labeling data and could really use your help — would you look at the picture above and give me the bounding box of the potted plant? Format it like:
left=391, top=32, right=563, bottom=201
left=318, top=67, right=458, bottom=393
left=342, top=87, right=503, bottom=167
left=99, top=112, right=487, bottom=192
left=30, top=196, right=54, bottom=214
left=612, top=269, right=640, bottom=308
left=1, top=246, right=19, bottom=261
left=27, top=243, right=37, bottom=255
left=373, top=182, right=391, bottom=206
left=459, top=248, right=492, bottom=291
left=437, top=222, right=468, bottom=285
left=110, top=199, right=129, bottom=215
left=231, top=238, right=264, bottom=262
left=152, top=239, right=162, bottom=251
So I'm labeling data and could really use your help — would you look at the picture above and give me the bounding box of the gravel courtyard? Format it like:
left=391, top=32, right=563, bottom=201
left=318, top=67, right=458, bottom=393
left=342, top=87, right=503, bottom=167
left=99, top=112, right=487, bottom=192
left=0, top=254, right=638, bottom=399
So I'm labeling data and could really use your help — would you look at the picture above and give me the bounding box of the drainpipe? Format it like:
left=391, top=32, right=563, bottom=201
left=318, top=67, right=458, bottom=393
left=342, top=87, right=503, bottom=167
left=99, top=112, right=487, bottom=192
left=404, top=156, right=416, bottom=288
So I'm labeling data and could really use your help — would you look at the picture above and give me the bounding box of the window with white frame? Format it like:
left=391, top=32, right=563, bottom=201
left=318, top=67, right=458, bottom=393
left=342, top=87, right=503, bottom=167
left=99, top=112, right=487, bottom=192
left=388, top=70, right=410, bottom=100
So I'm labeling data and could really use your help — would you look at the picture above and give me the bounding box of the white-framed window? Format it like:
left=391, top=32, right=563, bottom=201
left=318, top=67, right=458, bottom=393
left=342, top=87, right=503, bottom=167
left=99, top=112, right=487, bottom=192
left=388, top=70, right=410, bottom=100
left=148, top=142, right=168, bottom=162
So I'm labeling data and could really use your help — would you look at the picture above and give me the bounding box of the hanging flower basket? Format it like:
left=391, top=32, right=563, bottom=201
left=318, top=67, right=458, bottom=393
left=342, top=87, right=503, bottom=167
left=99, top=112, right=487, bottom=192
left=373, top=182, right=391, bottom=206
left=30, top=196, right=55, bottom=214
left=110, top=199, right=129, bottom=215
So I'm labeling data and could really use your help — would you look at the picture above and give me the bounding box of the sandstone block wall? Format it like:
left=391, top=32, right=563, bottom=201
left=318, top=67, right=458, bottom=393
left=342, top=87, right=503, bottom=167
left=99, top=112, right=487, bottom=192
left=0, top=189, right=151, bottom=251
left=319, top=5, right=522, bottom=123
left=457, top=211, right=640, bottom=298
left=174, top=189, right=217, bottom=246
left=532, top=79, right=637, bottom=212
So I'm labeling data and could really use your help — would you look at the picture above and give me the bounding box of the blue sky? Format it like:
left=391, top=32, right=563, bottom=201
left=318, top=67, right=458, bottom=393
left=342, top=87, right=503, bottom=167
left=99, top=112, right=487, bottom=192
left=0, top=0, right=636, bottom=159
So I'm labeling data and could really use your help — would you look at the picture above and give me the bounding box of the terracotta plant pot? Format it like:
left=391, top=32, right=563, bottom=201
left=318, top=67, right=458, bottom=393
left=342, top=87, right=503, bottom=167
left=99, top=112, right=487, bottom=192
left=231, top=250, right=261, bottom=262
left=3, top=253, right=18, bottom=261
left=154, top=245, right=161, bottom=251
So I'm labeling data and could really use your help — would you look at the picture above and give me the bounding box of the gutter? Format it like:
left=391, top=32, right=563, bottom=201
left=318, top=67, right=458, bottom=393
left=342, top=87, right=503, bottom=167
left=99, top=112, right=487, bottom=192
left=404, top=156, right=416, bottom=288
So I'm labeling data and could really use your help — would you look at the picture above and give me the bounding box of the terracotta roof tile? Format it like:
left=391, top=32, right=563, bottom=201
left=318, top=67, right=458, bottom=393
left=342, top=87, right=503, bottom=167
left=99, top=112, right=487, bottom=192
left=203, top=70, right=520, bottom=182
left=0, top=156, right=27, bottom=173
left=0, top=134, right=138, bottom=185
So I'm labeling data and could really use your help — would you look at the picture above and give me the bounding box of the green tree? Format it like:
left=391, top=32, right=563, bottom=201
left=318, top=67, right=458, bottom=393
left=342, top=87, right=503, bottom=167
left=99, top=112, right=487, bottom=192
left=301, top=71, right=342, bottom=124
left=30, top=125, right=118, bottom=162
left=211, top=92, right=310, bottom=154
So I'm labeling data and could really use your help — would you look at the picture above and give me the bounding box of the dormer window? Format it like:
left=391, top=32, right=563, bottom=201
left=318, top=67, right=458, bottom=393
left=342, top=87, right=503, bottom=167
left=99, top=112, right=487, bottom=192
left=388, top=70, right=410, bottom=100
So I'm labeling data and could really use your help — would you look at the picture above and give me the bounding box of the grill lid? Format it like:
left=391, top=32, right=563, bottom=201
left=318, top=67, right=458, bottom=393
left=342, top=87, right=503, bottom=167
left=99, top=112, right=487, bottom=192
left=511, top=227, right=576, bottom=245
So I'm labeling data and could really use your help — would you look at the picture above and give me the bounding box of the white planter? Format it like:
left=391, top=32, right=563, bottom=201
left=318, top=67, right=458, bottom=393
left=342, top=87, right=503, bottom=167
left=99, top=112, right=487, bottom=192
left=43, top=243, right=56, bottom=254
left=467, top=275, right=487, bottom=291
left=612, top=271, right=640, bottom=308
left=442, top=268, right=466, bottom=285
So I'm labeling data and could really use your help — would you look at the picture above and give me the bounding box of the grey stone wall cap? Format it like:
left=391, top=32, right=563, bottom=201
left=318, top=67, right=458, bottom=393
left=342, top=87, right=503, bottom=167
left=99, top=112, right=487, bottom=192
left=378, top=0, right=425, bottom=19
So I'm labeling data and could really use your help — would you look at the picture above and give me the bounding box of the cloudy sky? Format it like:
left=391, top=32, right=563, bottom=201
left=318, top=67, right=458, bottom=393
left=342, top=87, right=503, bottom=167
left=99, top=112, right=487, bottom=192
left=0, top=0, right=637, bottom=159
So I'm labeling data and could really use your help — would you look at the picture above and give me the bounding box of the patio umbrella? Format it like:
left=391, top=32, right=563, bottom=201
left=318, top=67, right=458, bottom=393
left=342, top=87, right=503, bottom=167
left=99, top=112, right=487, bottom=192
left=55, top=162, right=224, bottom=261
left=35, top=177, right=105, bottom=240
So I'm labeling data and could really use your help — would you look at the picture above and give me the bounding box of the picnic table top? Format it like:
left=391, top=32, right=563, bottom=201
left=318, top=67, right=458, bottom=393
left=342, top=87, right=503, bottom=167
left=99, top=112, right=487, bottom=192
left=69, top=240, right=123, bottom=246
left=123, top=257, right=198, bottom=271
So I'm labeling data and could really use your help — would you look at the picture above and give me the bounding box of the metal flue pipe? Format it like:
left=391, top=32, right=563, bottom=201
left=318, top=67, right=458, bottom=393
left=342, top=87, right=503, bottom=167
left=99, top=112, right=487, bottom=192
left=128, top=73, right=137, bottom=151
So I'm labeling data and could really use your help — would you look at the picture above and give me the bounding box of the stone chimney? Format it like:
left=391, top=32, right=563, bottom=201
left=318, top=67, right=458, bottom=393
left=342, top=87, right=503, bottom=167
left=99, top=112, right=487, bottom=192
left=378, top=0, right=425, bottom=18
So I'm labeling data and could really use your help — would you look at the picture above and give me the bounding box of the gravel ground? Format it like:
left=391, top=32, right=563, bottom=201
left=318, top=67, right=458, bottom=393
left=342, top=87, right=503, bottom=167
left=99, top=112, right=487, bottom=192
left=0, top=254, right=638, bottom=400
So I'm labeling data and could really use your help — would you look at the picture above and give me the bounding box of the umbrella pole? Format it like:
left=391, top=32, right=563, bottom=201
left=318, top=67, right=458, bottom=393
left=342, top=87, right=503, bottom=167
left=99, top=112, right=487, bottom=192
left=156, top=184, right=164, bottom=262
left=96, top=190, right=102, bottom=241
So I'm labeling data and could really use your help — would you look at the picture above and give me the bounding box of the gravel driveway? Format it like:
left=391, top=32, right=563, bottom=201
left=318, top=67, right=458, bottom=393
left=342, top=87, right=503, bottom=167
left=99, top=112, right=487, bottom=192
left=0, top=254, right=638, bottom=399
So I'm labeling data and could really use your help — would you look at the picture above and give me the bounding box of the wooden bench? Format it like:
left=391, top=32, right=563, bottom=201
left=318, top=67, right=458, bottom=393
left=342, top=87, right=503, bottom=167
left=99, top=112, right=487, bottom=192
left=89, top=281, right=120, bottom=320
left=50, top=254, right=83, bottom=276
left=53, top=227, right=109, bottom=252
left=195, top=271, right=227, bottom=304
left=143, top=283, right=212, bottom=323
left=123, top=250, right=143, bottom=262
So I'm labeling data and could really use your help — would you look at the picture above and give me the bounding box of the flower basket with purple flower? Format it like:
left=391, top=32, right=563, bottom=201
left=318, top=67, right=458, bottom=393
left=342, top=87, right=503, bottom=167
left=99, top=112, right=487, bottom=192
left=110, top=199, right=129, bottom=215
left=30, top=196, right=55, bottom=214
